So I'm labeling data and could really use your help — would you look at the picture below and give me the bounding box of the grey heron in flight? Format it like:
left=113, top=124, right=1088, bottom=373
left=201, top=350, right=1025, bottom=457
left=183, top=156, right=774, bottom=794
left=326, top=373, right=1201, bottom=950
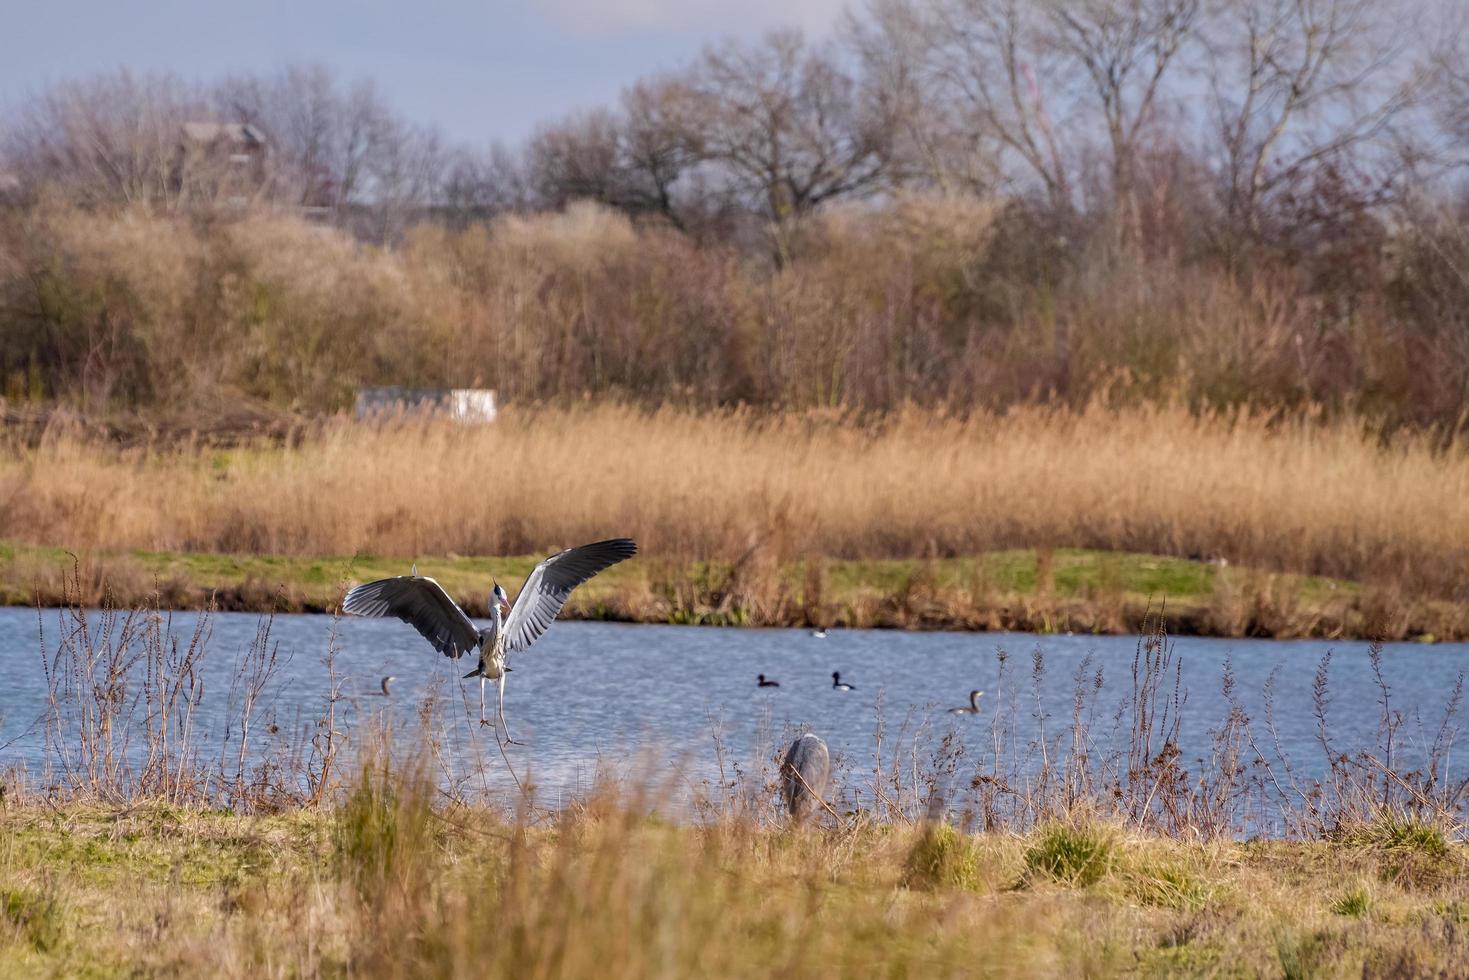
left=342, top=538, right=637, bottom=741
left=780, top=733, right=831, bottom=822
left=948, top=690, right=984, bottom=715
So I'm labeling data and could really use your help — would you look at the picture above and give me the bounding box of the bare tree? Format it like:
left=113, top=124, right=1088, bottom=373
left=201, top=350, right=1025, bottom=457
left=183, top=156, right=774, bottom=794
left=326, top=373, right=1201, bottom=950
left=440, top=143, right=529, bottom=225
left=683, top=30, right=895, bottom=258
left=847, top=0, right=1006, bottom=194
left=365, top=118, right=448, bottom=239
left=619, top=77, right=700, bottom=227
left=2, top=70, right=207, bottom=208
left=215, top=65, right=400, bottom=211
left=904, top=0, right=1200, bottom=222
left=1433, top=32, right=1469, bottom=167
left=904, top=0, right=1077, bottom=211
left=1044, top=0, right=1202, bottom=226
left=525, top=81, right=701, bottom=229
left=526, top=109, right=626, bottom=210
left=1207, top=0, right=1435, bottom=240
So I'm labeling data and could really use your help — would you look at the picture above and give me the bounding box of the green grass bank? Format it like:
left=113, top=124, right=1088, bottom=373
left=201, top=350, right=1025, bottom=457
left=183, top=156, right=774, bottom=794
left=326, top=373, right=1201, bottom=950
left=3, top=541, right=1464, bottom=640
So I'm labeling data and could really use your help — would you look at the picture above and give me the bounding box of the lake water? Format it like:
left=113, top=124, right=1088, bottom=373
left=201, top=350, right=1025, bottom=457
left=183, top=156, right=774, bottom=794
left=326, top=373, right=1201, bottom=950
left=3, top=607, right=1467, bottom=824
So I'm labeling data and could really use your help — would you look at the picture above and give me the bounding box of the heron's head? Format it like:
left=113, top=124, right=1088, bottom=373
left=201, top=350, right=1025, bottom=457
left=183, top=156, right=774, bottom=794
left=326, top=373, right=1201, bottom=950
left=492, top=581, right=511, bottom=615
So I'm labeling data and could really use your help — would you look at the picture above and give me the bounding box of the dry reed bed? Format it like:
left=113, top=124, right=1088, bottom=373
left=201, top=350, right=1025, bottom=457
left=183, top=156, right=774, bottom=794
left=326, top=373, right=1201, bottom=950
left=4, top=403, right=1469, bottom=598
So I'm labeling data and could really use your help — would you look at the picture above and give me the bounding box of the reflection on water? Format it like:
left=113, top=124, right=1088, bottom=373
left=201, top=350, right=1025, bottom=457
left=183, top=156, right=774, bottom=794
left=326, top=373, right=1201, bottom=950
left=2, top=607, right=1466, bottom=825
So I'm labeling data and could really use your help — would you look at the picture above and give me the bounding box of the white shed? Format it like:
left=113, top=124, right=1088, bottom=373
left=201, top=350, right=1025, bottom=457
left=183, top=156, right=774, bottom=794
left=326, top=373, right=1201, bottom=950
left=354, top=387, right=497, bottom=423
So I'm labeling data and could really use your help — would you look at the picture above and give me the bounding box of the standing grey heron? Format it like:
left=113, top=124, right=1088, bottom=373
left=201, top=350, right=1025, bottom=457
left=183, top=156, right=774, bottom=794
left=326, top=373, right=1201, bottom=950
left=780, top=732, right=831, bottom=822
left=947, top=690, right=984, bottom=715
left=342, top=538, right=637, bottom=741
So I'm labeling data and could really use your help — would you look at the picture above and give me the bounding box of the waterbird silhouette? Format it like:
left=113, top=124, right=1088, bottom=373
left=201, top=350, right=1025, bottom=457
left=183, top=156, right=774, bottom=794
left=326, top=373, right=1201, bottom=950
left=948, top=690, right=984, bottom=715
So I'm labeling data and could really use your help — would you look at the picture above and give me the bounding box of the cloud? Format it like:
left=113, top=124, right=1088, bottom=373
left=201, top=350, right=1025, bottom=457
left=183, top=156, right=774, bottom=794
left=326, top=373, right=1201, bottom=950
left=536, top=0, right=849, bottom=37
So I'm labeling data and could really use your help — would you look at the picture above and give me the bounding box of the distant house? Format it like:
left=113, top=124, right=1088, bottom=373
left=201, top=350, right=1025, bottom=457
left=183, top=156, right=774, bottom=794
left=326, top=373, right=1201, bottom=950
left=175, top=122, right=269, bottom=207
left=354, top=387, right=498, bottom=424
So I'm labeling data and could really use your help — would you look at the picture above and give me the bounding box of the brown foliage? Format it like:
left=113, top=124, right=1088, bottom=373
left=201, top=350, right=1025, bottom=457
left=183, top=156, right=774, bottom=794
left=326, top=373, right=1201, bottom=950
left=5, top=196, right=1469, bottom=427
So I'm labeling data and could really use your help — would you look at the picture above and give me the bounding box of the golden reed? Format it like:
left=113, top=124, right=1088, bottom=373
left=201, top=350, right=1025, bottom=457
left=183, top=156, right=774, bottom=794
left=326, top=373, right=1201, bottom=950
left=4, top=401, right=1467, bottom=599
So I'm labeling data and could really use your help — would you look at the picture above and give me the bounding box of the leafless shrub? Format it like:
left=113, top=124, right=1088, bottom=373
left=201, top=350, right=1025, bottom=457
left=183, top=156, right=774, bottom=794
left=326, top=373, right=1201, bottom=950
left=36, top=560, right=341, bottom=809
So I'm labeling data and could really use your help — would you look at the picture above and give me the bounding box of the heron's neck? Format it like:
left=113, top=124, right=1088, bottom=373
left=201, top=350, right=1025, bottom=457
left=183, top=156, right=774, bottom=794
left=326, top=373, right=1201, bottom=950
left=479, top=600, right=504, bottom=651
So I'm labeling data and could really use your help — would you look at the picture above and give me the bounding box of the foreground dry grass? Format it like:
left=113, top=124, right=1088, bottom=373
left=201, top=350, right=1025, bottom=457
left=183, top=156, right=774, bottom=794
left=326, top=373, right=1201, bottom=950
left=6, top=403, right=1469, bottom=602
left=2, top=791, right=1467, bottom=979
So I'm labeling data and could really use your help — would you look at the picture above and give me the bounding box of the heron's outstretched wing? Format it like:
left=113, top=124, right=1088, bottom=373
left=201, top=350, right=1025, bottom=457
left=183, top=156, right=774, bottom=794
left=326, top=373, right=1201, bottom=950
left=342, top=575, right=479, bottom=658
left=503, top=538, right=637, bottom=653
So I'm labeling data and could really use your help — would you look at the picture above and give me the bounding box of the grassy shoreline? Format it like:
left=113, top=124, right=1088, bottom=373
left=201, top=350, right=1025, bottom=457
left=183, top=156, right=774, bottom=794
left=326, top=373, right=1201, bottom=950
left=5, top=540, right=1465, bottom=640
left=1, top=799, right=1466, bottom=976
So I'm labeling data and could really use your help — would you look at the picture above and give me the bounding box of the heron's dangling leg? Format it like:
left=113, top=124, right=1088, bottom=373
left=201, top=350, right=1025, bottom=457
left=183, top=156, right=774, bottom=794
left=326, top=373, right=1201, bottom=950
left=498, top=674, right=523, bottom=745
left=478, top=675, right=490, bottom=727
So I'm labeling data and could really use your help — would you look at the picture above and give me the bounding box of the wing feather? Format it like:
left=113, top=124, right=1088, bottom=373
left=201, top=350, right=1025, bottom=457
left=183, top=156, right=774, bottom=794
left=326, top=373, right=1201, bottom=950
left=503, top=538, right=637, bottom=653
left=342, top=575, right=480, bottom=659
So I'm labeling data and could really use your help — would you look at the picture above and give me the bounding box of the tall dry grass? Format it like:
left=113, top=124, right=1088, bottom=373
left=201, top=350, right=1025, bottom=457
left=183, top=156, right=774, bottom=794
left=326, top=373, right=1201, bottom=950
left=5, top=402, right=1469, bottom=598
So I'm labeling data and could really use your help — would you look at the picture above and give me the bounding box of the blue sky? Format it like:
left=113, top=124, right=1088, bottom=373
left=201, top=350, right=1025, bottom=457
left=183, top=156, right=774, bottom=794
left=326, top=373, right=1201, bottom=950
left=0, top=0, right=848, bottom=146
